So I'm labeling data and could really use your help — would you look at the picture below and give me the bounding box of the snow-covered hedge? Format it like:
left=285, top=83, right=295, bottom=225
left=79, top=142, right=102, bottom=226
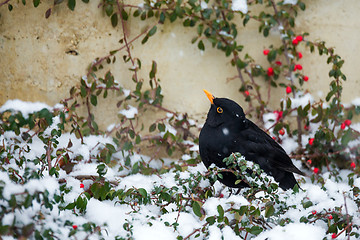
left=2, top=0, right=360, bottom=239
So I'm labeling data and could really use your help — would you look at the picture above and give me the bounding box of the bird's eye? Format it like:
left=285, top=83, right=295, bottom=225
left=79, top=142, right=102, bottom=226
left=217, top=107, right=223, bottom=113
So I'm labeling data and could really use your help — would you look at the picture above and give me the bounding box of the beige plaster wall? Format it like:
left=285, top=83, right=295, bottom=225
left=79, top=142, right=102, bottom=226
left=1, top=0, right=359, bottom=128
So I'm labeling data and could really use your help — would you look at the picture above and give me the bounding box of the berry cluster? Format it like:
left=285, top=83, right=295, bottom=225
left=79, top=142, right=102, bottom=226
left=263, top=35, right=309, bottom=94
left=340, top=119, right=352, bottom=129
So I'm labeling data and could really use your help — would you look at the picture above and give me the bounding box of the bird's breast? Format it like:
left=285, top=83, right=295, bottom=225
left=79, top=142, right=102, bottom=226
left=202, top=125, right=243, bottom=162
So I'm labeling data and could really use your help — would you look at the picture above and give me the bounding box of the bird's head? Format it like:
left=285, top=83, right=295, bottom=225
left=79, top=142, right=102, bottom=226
left=203, top=89, right=245, bottom=127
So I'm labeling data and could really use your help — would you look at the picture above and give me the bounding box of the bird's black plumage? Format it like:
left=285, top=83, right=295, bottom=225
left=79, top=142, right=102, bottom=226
left=199, top=93, right=304, bottom=190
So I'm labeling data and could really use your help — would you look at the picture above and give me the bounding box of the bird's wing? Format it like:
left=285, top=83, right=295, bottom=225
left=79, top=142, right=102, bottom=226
left=237, top=120, right=305, bottom=176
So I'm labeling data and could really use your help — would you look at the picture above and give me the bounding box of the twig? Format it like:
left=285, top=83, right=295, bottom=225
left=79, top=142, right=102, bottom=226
left=183, top=222, right=209, bottom=240
left=269, top=0, right=303, bottom=147
left=0, top=0, right=11, bottom=8
left=46, top=140, right=52, bottom=174
left=86, top=26, right=150, bottom=78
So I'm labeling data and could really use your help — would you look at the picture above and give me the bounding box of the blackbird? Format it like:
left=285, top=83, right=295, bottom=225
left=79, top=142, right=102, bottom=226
left=199, top=89, right=305, bottom=190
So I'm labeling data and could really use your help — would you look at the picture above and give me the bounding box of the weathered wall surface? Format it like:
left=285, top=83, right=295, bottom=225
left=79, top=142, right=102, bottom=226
left=1, top=0, right=359, bottom=128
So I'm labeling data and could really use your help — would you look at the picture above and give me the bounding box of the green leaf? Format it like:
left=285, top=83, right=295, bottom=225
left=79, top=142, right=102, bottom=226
left=311, top=106, right=323, bottom=123
left=97, top=163, right=107, bottom=177
left=302, top=200, right=313, bottom=209
left=243, top=15, right=250, bottom=26
left=141, top=35, right=149, bottom=44
left=33, top=0, right=40, bottom=7
left=263, top=27, right=269, bottom=37
left=90, top=95, right=97, bottom=106
left=197, top=24, right=203, bottom=36
left=65, top=202, right=76, bottom=210
left=123, top=141, right=133, bottom=151
left=105, top=5, right=113, bottom=17
left=121, top=8, right=128, bottom=20
left=80, top=85, right=87, bottom=98
left=138, top=188, right=147, bottom=198
left=135, top=135, right=141, bottom=144
left=149, top=123, right=156, bottom=132
left=67, top=0, right=76, bottom=11
left=246, top=226, right=263, bottom=235
left=341, top=129, right=353, bottom=146
left=267, top=50, right=277, bottom=62
left=265, top=204, right=275, bottom=218
left=148, top=26, right=157, bottom=37
left=158, top=123, right=165, bottom=132
left=159, top=12, right=165, bottom=23
left=150, top=60, right=157, bottom=79
left=111, top=13, right=118, bottom=27
left=236, top=58, right=247, bottom=69
left=192, top=201, right=202, bottom=218
left=298, top=1, right=306, bottom=11
left=198, top=40, right=205, bottom=51
left=217, top=205, right=224, bottom=219
left=326, top=90, right=335, bottom=102
left=239, top=205, right=248, bottom=215
left=206, top=216, right=216, bottom=225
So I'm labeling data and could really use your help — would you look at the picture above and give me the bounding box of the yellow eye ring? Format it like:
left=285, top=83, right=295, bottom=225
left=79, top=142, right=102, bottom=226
left=217, top=107, right=223, bottom=113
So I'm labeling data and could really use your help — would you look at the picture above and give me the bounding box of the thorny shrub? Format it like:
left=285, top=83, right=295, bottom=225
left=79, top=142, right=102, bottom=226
left=1, top=0, right=360, bottom=239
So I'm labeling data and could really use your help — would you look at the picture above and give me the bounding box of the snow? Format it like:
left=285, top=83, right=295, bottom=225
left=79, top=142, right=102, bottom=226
left=200, top=1, right=208, bottom=9
left=283, top=0, right=298, bottom=5
left=133, top=220, right=178, bottom=239
left=119, top=104, right=138, bottom=118
left=289, top=92, right=314, bottom=109
left=0, top=99, right=52, bottom=118
left=123, top=88, right=131, bottom=97
left=254, top=223, right=325, bottom=240
left=231, top=0, right=248, bottom=14
left=352, top=97, right=360, bottom=106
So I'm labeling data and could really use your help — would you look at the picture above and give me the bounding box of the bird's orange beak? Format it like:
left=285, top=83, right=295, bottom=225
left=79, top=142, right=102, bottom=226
left=203, top=89, right=214, bottom=104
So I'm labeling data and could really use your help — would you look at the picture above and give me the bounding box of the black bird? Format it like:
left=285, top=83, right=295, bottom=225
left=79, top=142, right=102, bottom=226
left=199, top=89, right=304, bottom=190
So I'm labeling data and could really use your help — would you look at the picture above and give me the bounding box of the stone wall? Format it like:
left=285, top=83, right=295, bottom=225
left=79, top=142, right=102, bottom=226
left=1, top=0, right=359, bottom=128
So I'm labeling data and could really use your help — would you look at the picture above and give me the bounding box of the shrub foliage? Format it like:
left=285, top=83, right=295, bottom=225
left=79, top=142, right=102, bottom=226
left=1, top=0, right=360, bottom=239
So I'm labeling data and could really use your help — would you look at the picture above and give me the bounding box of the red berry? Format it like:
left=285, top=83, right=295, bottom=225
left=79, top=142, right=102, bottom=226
left=286, top=86, right=292, bottom=94
left=219, top=193, right=224, bottom=198
left=307, top=159, right=312, bottom=165
left=313, top=167, right=319, bottom=174
left=312, top=210, right=317, bottom=215
left=344, top=119, right=352, bottom=126
left=244, top=90, right=250, bottom=96
left=272, top=136, right=277, bottom=140
left=296, top=35, right=303, bottom=42
left=341, top=123, right=346, bottom=130
left=292, top=38, right=298, bottom=45
left=309, top=138, right=314, bottom=145
left=298, top=52, right=303, bottom=59
left=303, top=75, right=309, bottom=81
left=350, top=162, right=356, bottom=169
left=275, top=61, right=282, bottom=66
left=279, top=129, right=285, bottom=136
left=263, top=49, right=270, bottom=55
left=332, top=233, right=337, bottom=239
left=304, top=125, right=310, bottom=131
left=295, top=64, right=303, bottom=71
left=72, top=225, right=78, bottom=230
left=274, top=110, right=283, bottom=121
left=327, top=215, right=333, bottom=220
left=267, top=67, right=274, bottom=76
left=80, top=183, right=84, bottom=188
